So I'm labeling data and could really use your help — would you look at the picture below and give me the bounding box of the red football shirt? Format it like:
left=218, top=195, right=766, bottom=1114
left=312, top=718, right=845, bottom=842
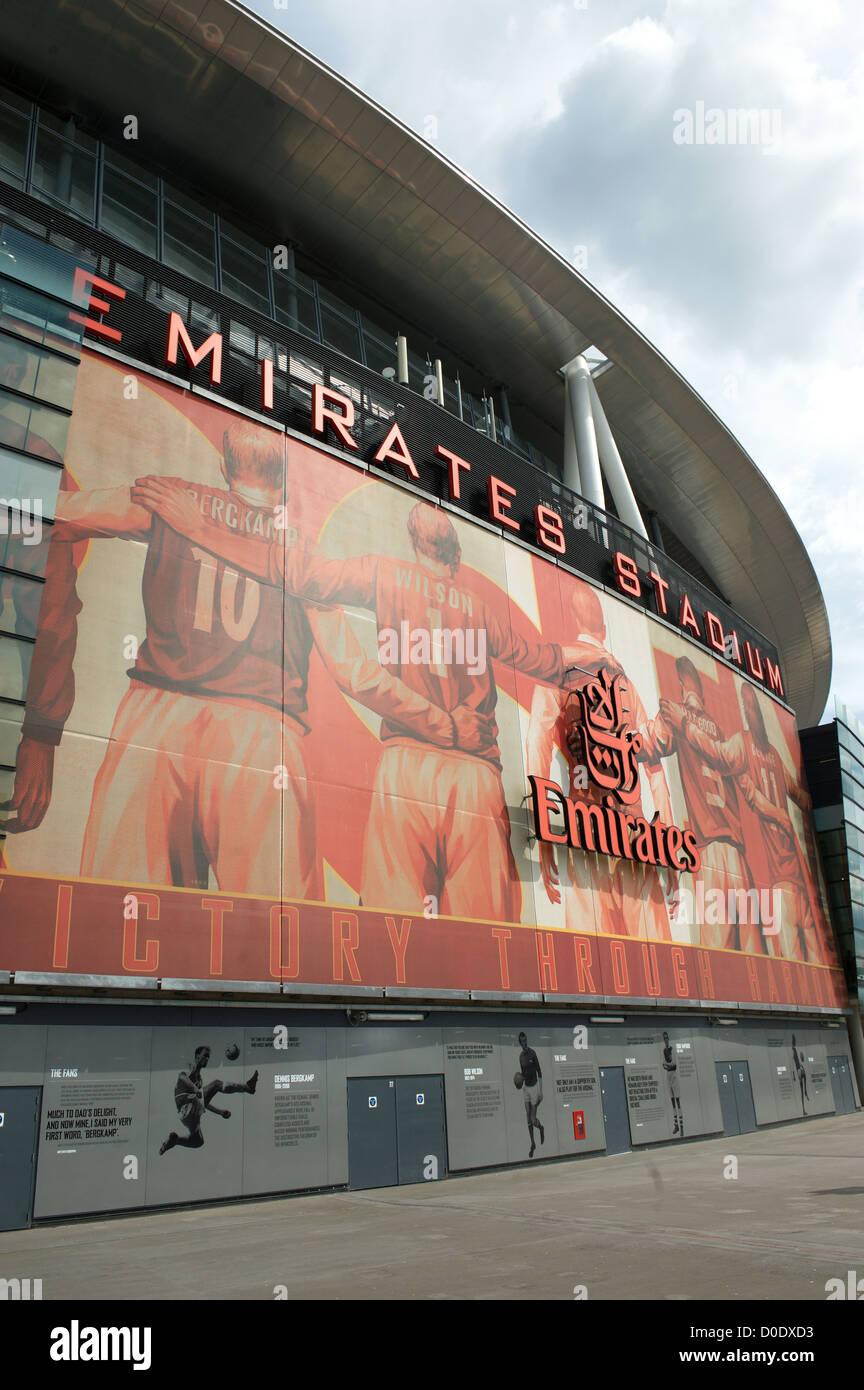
left=133, top=485, right=311, bottom=717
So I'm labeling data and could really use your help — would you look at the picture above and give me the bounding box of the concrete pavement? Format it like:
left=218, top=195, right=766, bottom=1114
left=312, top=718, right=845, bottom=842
left=2, top=1112, right=863, bottom=1300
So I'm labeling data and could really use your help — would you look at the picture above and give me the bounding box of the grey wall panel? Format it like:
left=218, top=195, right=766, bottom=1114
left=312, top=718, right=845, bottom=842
left=344, top=1024, right=443, bottom=1077
left=691, top=1032, right=724, bottom=1136
left=547, top=1036, right=605, bottom=1158
left=34, top=1025, right=152, bottom=1219
left=241, top=1026, right=328, bottom=1197
left=620, top=1025, right=716, bottom=1145
left=764, top=1029, right=833, bottom=1122
left=443, top=1024, right=509, bottom=1171
left=0, top=1022, right=47, bottom=1084
left=325, top=1027, right=349, bottom=1187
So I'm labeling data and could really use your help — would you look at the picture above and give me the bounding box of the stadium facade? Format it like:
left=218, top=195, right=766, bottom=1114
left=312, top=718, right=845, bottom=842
left=0, top=0, right=856, bottom=1228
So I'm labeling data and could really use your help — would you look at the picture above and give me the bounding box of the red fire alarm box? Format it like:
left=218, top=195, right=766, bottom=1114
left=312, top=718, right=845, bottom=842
left=573, top=1110, right=586, bottom=1140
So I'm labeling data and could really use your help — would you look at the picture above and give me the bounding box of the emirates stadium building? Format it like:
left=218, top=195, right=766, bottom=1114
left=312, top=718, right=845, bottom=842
left=0, top=0, right=856, bottom=1228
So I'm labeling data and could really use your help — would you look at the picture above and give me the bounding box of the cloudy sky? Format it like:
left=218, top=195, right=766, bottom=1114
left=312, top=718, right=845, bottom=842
left=248, top=0, right=863, bottom=724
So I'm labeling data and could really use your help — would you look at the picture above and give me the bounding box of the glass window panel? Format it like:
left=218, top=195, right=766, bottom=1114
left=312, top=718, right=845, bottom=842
left=0, top=700, right=24, bottom=765
left=111, top=263, right=146, bottom=298
left=1, top=211, right=47, bottom=241
left=163, top=204, right=216, bottom=286
left=273, top=276, right=318, bottom=337
left=103, top=144, right=157, bottom=187
left=221, top=221, right=265, bottom=256
left=188, top=300, right=220, bottom=333
left=229, top=321, right=255, bottom=356
left=360, top=329, right=396, bottom=377
left=0, top=569, right=44, bottom=639
left=0, top=332, right=77, bottom=410
left=220, top=237, right=270, bottom=315
left=317, top=284, right=354, bottom=318
left=165, top=187, right=213, bottom=222
left=320, top=305, right=361, bottom=361
left=363, top=388, right=396, bottom=424
left=0, top=765, right=14, bottom=804
left=0, top=516, right=53, bottom=579
left=0, top=446, right=63, bottom=516
left=287, top=256, right=316, bottom=294
left=0, top=391, right=68, bottom=465
left=100, top=166, right=158, bottom=257
left=839, top=725, right=864, bottom=759
left=0, top=631, right=33, bottom=701
left=0, top=283, right=81, bottom=357
left=329, top=373, right=361, bottom=408
left=0, top=104, right=28, bottom=178
left=145, top=281, right=189, bottom=316
left=289, top=352, right=324, bottom=389
left=0, top=225, right=94, bottom=308
left=36, top=112, right=96, bottom=150
left=32, top=129, right=97, bottom=221
left=0, top=86, right=31, bottom=116
left=47, top=229, right=98, bottom=264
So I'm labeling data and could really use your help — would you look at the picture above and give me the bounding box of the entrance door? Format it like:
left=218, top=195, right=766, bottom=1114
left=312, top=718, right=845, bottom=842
left=715, top=1061, right=756, bottom=1135
left=347, top=1077, right=398, bottom=1190
left=347, top=1075, right=447, bottom=1190
left=731, top=1061, right=757, bottom=1133
left=0, top=1087, right=41, bottom=1231
left=828, top=1055, right=857, bottom=1115
left=599, top=1067, right=631, bottom=1154
left=715, top=1063, right=740, bottom=1136
left=395, top=1076, right=447, bottom=1185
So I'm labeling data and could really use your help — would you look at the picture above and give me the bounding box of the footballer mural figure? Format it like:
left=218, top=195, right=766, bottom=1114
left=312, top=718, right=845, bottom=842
left=649, top=657, right=765, bottom=954
left=662, top=1031, right=684, bottom=1137
left=791, top=1034, right=809, bottom=1113
left=0, top=336, right=84, bottom=838
left=53, top=425, right=484, bottom=896
left=159, top=1045, right=258, bottom=1155
left=660, top=675, right=825, bottom=962
left=515, top=1031, right=545, bottom=1158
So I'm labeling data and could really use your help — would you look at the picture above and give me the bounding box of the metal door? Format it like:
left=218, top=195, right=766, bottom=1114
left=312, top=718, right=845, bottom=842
left=828, top=1055, right=856, bottom=1115
left=715, top=1062, right=740, bottom=1136
left=0, top=1087, right=41, bottom=1231
left=347, top=1077, right=398, bottom=1190
left=732, top=1061, right=757, bottom=1133
left=599, top=1067, right=631, bottom=1154
left=395, top=1076, right=447, bottom=1185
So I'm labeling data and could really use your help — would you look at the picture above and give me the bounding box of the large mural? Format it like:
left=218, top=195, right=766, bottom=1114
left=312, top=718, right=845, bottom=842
left=0, top=350, right=844, bottom=1009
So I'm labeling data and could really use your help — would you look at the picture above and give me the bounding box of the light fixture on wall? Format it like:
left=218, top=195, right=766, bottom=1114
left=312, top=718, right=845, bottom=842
left=590, top=1015, right=625, bottom=1024
left=345, top=1009, right=427, bottom=1025
left=708, top=1017, right=739, bottom=1026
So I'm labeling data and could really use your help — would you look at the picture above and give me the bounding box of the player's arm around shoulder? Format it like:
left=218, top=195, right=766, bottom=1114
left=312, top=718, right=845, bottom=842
left=55, top=484, right=153, bottom=539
